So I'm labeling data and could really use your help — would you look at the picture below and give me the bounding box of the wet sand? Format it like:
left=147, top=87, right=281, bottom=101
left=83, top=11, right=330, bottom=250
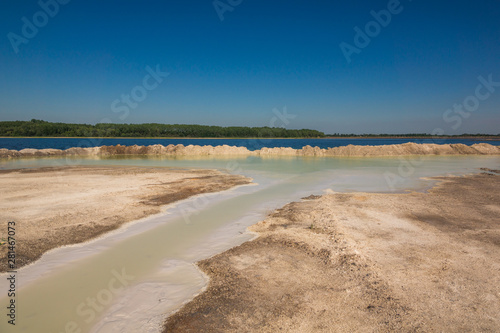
left=164, top=170, right=500, bottom=332
left=0, top=166, right=251, bottom=273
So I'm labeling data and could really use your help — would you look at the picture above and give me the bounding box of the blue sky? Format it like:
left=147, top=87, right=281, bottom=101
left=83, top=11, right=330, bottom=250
left=1, top=0, right=499, bottom=134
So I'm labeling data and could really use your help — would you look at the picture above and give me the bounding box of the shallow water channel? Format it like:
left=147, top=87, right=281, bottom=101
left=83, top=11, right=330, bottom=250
left=0, top=155, right=499, bottom=332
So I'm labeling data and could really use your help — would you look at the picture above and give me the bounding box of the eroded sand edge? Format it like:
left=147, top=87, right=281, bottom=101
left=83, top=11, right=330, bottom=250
left=164, top=170, right=500, bottom=332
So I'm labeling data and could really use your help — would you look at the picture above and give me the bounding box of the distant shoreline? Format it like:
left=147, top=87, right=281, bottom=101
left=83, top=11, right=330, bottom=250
left=323, top=136, right=500, bottom=140
left=1, top=136, right=499, bottom=140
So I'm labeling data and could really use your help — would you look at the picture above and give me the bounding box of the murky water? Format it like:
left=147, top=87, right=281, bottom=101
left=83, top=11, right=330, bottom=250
left=0, top=155, right=499, bottom=332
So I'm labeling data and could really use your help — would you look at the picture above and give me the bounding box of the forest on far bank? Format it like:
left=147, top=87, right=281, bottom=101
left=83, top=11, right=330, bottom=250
left=0, top=120, right=325, bottom=138
left=1, top=120, right=497, bottom=139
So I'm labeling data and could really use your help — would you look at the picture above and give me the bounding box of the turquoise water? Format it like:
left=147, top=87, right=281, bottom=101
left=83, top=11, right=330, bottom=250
left=0, top=155, right=499, bottom=332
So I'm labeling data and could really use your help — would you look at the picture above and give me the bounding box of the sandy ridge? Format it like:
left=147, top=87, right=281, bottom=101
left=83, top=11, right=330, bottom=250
left=163, top=172, right=500, bottom=332
left=1, top=142, right=499, bottom=158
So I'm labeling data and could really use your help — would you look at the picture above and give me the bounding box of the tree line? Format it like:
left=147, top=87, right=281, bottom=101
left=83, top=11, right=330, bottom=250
left=0, top=120, right=326, bottom=138
left=326, top=133, right=500, bottom=137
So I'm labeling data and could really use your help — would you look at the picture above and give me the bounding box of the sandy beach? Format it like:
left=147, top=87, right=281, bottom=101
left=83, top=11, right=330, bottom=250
left=164, top=170, right=500, bottom=332
left=0, top=166, right=251, bottom=273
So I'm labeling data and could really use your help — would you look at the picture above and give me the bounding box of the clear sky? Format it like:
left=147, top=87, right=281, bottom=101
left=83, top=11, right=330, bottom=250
left=1, top=0, right=499, bottom=134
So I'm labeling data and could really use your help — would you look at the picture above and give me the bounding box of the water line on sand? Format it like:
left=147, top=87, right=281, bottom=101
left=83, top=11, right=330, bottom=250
left=0, top=155, right=498, bottom=332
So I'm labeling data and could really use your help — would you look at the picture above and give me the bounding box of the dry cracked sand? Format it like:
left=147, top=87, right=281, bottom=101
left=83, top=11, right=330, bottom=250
left=164, top=170, right=500, bottom=332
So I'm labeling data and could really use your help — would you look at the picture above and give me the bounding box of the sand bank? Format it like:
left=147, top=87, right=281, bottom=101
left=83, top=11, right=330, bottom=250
left=0, top=166, right=251, bottom=272
left=1, top=142, right=499, bottom=159
left=164, top=170, right=500, bottom=332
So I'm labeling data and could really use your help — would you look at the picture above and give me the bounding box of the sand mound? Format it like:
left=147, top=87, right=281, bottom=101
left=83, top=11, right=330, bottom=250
left=0, top=142, right=499, bottom=158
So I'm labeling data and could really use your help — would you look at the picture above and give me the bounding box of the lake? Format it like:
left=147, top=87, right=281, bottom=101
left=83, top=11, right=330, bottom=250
left=1, top=137, right=499, bottom=151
